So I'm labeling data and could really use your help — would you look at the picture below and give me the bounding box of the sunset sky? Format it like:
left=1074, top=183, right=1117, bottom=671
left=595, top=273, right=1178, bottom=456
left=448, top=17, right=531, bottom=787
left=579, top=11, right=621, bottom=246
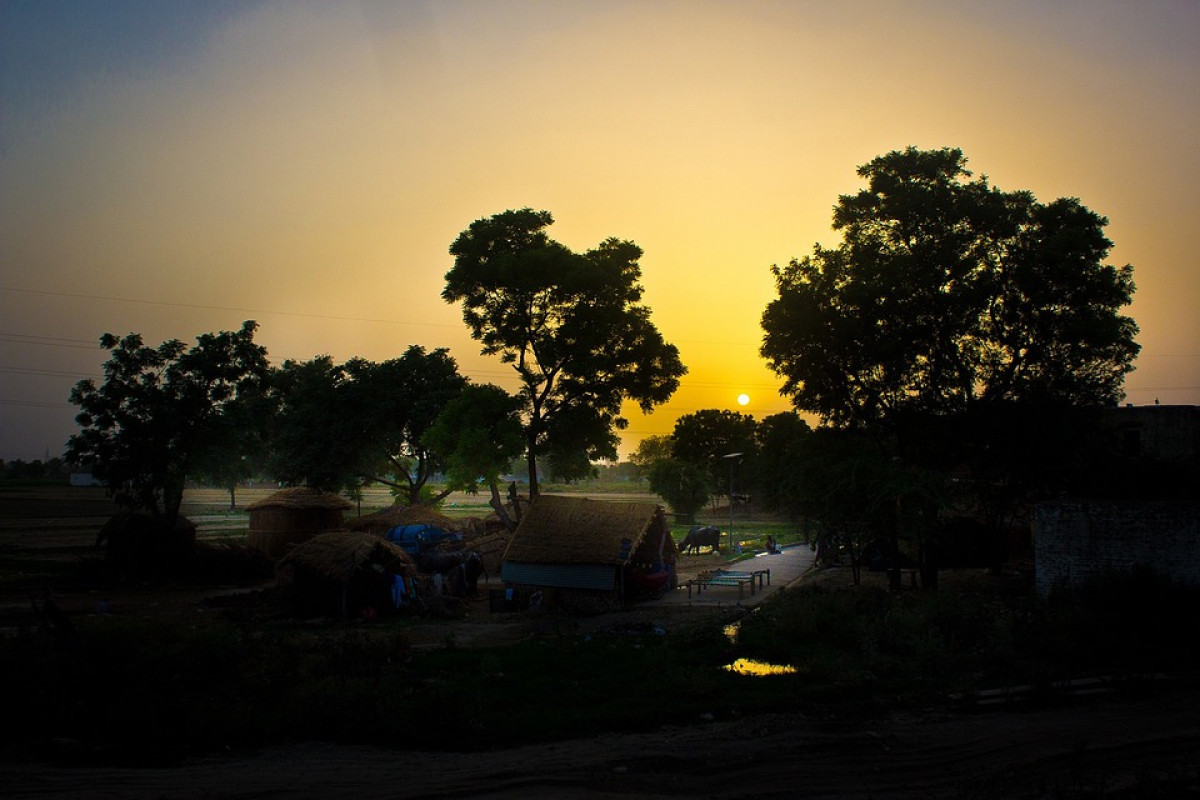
left=2, top=0, right=1198, bottom=464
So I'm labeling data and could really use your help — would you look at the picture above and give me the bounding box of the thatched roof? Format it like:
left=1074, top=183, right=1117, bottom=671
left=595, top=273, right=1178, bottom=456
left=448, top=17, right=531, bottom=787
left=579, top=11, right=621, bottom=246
left=277, top=531, right=416, bottom=581
left=247, top=487, right=352, bottom=511
left=502, top=495, right=670, bottom=566
left=346, top=504, right=466, bottom=536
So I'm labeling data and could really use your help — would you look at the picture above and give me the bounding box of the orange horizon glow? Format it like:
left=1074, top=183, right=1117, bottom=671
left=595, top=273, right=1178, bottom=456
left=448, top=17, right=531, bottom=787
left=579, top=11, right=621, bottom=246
left=2, top=1, right=1197, bottom=463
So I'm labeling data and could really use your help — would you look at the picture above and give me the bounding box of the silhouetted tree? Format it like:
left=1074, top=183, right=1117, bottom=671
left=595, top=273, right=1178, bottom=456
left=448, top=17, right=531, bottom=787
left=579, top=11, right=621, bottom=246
left=444, top=208, right=686, bottom=497
left=268, top=347, right=468, bottom=503
left=761, top=146, right=1139, bottom=428
left=761, top=147, right=1139, bottom=582
left=670, top=409, right=759, bottom=508
left=647, top=457, right=712, bottom=524
left=754, top=412, right=812, bottom=516
left=422, top=383, right=525, bottom=529
left=66, top=320, right=270, bottom=527
left=266, top=356, right=359, bottom=493
left=629, top=434, right=674, bottom=483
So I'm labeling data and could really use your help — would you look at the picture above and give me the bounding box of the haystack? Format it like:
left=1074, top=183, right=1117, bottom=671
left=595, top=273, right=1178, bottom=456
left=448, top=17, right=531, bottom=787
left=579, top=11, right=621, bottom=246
left=277, top=531, right=416, bottom=582
left=247, top=487, right=352, bottom=558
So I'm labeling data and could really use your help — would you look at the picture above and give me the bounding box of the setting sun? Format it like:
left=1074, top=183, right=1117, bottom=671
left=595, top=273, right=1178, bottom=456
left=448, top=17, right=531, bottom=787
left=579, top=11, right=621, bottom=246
left=737, top=394, right=751, bottom=406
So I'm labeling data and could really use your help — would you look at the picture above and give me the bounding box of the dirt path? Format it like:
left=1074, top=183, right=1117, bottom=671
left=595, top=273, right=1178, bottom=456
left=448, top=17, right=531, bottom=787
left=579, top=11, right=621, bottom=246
left=4, top=688, right=1198, bottom=799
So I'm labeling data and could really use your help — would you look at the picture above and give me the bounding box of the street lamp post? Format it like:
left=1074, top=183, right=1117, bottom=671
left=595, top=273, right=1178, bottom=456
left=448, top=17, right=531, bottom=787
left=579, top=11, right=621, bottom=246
left=722, top=452, right=743, bottom=555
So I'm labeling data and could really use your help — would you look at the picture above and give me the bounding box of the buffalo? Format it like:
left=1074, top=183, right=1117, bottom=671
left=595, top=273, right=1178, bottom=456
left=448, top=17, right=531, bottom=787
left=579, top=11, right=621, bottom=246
left=679, top=525, right=722, bottom=554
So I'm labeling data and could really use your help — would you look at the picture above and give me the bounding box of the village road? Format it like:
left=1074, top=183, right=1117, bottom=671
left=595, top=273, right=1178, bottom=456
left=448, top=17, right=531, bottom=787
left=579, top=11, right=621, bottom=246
left=649, top=543, right=818, bottom=609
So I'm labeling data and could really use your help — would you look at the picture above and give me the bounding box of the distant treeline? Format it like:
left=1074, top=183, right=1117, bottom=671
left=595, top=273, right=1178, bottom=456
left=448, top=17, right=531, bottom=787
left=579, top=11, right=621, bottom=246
left=0, top=457, right=72, bottom=481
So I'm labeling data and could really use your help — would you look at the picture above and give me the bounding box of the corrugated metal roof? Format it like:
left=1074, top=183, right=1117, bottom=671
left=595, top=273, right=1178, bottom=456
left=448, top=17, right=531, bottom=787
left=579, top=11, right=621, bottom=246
left=501, top=561, right=618, bottom=591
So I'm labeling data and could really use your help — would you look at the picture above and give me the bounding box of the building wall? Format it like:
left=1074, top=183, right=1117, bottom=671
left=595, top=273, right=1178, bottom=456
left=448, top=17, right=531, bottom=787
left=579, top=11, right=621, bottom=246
left=1104, top=405, right=1200, bottom=461
left=1033, top=501, right=1200, bottom=595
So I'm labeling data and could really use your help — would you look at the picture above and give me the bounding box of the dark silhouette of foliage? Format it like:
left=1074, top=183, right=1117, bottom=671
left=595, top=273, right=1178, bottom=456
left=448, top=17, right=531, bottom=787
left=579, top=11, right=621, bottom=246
left=444, top=208, right=686, bottom=496
left=66, top=320, right=270, bottom=526
left=646, top=457, right=712, bottom=523
left=423, top=383, right=525, bottom=528
left=761, top=147, right=1139, bottom=429
left=670, top=409, right=758, bottom=500
left=268, top=347, right=467, bottom=502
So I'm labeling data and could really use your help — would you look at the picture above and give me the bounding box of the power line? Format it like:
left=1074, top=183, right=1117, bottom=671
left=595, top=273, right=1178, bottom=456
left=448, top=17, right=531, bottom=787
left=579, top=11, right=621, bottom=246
left=0, top=286, right=769, bottom=349
left=0, top=399, right=72, bottom=409
left=0, top=366, right=101, bottom=379
left=0, top=333, right=100, bottom=349
left=0, top=285, right=462, bottom=330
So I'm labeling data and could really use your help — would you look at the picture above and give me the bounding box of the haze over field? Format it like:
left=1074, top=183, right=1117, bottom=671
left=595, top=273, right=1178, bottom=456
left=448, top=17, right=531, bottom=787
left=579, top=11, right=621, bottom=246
left=3, top=0, right=1198, bottom=462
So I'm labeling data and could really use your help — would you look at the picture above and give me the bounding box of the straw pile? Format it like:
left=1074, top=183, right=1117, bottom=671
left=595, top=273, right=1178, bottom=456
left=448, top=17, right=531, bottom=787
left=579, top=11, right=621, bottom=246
left=276, top=531, right=416, bottom=582
left=247, top=487, right=353, bottom=558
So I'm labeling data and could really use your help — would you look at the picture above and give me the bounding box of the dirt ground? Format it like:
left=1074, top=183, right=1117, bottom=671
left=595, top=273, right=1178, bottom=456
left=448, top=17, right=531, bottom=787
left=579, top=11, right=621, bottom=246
left=2, top=490, right=1198, bottom=798
left=4, top=690, right=1200, bottom=799
left=5, top=563, right=1200, bottom=798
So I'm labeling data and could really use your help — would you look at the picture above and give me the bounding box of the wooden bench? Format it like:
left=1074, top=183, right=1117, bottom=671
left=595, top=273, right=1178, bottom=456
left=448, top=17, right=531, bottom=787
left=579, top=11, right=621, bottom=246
left=685, top=568, right=771, bottom=600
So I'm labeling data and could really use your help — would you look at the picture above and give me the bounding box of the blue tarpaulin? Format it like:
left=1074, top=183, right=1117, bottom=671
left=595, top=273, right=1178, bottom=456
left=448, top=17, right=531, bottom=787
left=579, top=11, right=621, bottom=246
left=383, top=524, right=462, bottom=555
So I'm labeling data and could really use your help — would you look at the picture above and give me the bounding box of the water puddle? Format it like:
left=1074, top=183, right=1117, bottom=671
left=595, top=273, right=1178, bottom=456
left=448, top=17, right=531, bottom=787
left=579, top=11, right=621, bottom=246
left=724, top=658, right=798, bottom=676
left=723, top=620, right=797, bottom=675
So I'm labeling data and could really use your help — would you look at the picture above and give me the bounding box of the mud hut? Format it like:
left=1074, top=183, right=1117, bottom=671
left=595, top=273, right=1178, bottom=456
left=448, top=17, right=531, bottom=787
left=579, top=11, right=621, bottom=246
left=276, top=531, right=418, bottom=617
left=500, top=495, right=678, bottom=610
left=247, top=487, right=352, bottom=559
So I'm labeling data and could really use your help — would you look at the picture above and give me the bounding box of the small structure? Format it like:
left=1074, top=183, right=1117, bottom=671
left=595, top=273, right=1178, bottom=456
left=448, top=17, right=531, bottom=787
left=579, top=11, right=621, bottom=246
left=247, top=487, right=352, bottom=559
left=500, top=495, right=678, bottom=611
left=276, top=531, right=418, bottom=617
left=346, top=504, right=467, bottom=538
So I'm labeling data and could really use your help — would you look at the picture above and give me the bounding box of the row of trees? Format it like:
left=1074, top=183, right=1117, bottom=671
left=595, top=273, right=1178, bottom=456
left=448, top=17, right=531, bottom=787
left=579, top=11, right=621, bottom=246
left=66, top=148, right=1140, bottom=574
left=0, top=458, right=72, bottom=481
left=66, top=211, right=685, bottom=531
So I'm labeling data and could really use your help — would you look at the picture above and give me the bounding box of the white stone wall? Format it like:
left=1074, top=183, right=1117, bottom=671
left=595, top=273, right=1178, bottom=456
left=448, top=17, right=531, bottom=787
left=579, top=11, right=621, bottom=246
left=1033, top=501, right=1200, bottom=595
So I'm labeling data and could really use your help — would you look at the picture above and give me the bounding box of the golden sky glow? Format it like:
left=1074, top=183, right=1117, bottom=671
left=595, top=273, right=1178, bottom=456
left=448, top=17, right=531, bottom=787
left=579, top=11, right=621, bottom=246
left=2, top=0, right=1198, bottom=462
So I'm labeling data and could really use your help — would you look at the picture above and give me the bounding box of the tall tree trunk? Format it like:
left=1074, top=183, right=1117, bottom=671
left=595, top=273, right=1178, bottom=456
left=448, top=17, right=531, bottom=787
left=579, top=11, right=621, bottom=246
left=489, top=480, right=517, bottom=532
left=526, top=451, right=540, bottom=498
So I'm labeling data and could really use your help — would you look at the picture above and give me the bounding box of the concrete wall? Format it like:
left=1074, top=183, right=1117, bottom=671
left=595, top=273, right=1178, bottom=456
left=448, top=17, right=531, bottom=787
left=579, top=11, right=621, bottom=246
left=1104, top=405, right=1200, bottom=461
left=1033, top=501, right=1200, bottom=595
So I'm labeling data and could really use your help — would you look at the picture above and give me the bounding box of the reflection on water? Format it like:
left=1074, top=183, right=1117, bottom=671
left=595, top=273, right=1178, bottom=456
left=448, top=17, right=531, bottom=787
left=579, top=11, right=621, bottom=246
left=724, top=658, right=798, bottom=676
left=723, top=614, right=794, bottom=674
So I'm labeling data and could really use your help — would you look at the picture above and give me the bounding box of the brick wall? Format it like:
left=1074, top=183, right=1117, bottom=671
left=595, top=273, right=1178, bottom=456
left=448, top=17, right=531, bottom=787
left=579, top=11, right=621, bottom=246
left=1033, top=501, right=1200, bottom=595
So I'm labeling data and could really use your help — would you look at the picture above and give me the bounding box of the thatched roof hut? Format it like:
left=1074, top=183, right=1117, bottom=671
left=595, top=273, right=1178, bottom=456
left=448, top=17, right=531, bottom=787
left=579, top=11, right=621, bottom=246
left=247, top=487, right=352, bottom=559
left=276, top=531, right=417, bottom=617
left=346, top=504, right=466, bottom=537
left=500, top=495, right=678, bottom=609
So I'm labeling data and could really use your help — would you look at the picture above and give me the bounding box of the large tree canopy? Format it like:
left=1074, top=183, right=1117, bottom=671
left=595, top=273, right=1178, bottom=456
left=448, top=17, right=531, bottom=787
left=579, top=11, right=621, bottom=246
left=444, top=208, right=686, bottom=496
left=761, top=147, right=1140, bottom=429
left=66, top=320, right=270, bottom=526
left=422, top=382, right=525, bottom=528
left=670, top=409, right=759, bottom=500
left=268, top=346, right=467, bottom=502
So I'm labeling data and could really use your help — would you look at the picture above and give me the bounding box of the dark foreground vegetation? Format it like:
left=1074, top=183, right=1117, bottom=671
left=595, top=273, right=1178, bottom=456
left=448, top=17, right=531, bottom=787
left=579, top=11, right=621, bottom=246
left=4, top=560, right=1198, bottom=767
